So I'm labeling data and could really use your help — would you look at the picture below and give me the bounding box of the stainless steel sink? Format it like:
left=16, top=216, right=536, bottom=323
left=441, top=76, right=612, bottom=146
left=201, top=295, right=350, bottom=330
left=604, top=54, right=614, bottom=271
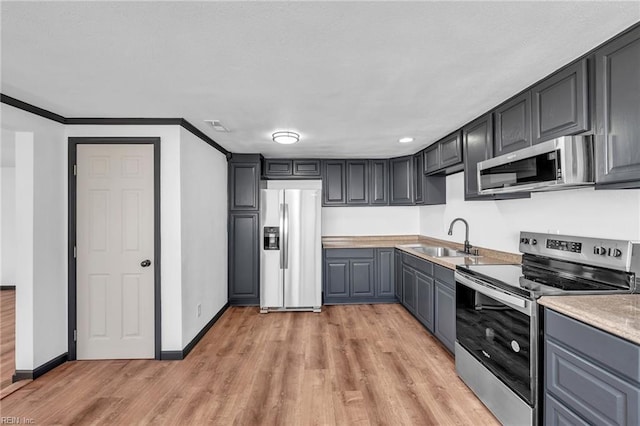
left=402, top=244, right=471, bottom=258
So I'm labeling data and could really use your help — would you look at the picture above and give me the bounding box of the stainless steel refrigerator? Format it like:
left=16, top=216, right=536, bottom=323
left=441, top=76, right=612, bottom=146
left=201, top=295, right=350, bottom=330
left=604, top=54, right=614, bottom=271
left=260, top=188, right=322, bottom=313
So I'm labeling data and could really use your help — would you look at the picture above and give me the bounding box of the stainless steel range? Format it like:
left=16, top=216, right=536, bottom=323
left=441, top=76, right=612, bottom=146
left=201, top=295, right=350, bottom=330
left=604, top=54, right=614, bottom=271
left=454, top=231, right=640, bottom=426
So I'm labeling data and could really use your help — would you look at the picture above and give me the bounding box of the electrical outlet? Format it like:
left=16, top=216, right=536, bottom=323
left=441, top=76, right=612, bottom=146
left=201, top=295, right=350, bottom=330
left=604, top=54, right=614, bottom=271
left=197, top=304, right=201, bottom=317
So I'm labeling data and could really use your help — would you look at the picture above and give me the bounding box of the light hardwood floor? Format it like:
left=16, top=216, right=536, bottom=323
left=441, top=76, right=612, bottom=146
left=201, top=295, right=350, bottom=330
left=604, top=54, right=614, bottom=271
left=1, top=304, right=498, bottom=425
left=0, top=289, right=15, bottom=392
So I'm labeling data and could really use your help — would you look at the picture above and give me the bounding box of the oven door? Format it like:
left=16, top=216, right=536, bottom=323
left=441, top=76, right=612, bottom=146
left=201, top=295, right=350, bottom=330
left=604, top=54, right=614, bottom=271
left=455, top=272, right=535, bottom=405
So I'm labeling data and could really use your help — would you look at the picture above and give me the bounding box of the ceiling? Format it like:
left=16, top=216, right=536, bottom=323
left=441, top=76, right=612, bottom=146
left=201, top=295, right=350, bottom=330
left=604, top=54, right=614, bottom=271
left=1, top=2, right=639, bottom=158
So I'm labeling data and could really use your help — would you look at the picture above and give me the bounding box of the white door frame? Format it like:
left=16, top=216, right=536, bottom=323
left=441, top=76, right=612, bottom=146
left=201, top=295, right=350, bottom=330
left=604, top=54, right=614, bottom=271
left=68, top=137, right=161, bottom=360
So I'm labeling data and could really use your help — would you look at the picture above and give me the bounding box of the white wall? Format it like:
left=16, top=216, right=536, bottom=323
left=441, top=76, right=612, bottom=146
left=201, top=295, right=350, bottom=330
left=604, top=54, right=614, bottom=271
left=322, top=205, right=420, bottom=236
left=179, top=128, right=228, bottom=348
left=65, top=125, right=185, bottom=351
left=420, top=172, right=640, bottom=254
left=2, top=104, right=67, bottom=370
left=1, top=129, right=17, bottom=285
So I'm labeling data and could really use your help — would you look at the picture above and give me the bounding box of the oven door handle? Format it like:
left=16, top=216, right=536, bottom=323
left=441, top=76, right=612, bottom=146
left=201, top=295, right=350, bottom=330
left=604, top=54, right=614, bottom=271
left=455, top=272, right=531, bottom=316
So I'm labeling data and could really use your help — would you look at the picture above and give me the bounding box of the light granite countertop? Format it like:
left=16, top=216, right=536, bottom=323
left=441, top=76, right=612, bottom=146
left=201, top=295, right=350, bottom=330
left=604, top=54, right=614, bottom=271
left=539, top=295, right=640, bottom=345
left=322, top=235, right=521, bottom=270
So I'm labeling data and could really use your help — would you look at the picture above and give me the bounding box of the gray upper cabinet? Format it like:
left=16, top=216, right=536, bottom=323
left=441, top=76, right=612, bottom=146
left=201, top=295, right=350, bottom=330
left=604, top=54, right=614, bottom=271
left=292, top=159, right=321, bottom=177
left=463, top=113, right=494, bottom=200
left=424, top=131, right=463, bottom=174
left=322, top=160, right=346, bottom=205
left=439, top=131, right=463, bottom=168
left=413, top=153, right=424, bottom=205
left=346, top=160, right=369, bottom=204
left=369, top=159, right=389, bottom=205
left=390, top=156, right=414, bottom=205
left=494, top=92, right=532, bottom=156
left=594, top=25, right=640, bottom=188
left=532, top=59, right=589, bottom=144
left=229, top=156, right=261, bottom=211
left=263, top=159, right=292, bottom=177
left=424, top=145, right=440, bottom=173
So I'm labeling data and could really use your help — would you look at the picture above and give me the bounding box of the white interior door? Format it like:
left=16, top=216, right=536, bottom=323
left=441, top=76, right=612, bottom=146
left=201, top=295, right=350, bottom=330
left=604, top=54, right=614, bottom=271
left=76, top=144, right=155, bottom=359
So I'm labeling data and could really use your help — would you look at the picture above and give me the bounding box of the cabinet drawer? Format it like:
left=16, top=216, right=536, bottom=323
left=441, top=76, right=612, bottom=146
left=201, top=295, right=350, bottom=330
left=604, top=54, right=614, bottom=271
left=545, top=310, right=640, bottom=382
left=434, top=264, right=454, bottom=287
left=546, top=339, right=640, bottom=426
left=325, top=248, right=374, bottom=259
left=402, top=253, right=433, bottom=276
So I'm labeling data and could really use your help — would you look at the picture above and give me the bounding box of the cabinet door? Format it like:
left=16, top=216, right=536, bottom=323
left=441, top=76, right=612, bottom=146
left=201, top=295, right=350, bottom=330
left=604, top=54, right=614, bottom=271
left=324, top=259, right=349, bottom=298
left=394, top=250, right=402, bottom=301
left=434, top=280, right=455, bottom=353
left=463, top=114, right=494, bottom=200
left=402, top=265, right=416, bottom=313
left=346, top=160, right=369, bottom=204
left=545, top=394, right=590, bottom=426
left=350, top=260, right=375, bottom=297
left=532, top=59, right=589, bottom=144
left=413, top=153, right=424, bottom=205
left=415, top=272, right=434, bottom=332
left=439, top=131, right=463, bottom=168
left=376, top=249, right=394, bottom=298
left=322, top=160, right=346, bottom=205
left=369, top=159, right=389, bottom=205
left=228, top=212, right=260, bottom=304
left=595, top=26, right=640, bottom=187
left=390, top=156, right=414, bottom=205
left=494, top=92, right=532, bottom=156
left=263, top=159, right=292, bottom=177
left=424, top=145, right=440, bottom=174
left=293, top=159, right=321, bottom=177
left=229, top=161, right=260, bottom=210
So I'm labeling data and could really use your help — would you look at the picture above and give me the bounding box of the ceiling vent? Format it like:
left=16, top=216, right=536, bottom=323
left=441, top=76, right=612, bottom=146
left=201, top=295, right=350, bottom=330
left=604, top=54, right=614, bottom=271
left=204, top=120, right=230, bottom=132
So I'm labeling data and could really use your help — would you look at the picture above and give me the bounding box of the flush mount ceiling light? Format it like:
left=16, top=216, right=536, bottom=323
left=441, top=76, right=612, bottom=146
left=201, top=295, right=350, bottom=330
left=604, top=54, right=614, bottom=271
left=272, top=131, right=300, bottom=145
left=399, top=137, right=414, bottom=143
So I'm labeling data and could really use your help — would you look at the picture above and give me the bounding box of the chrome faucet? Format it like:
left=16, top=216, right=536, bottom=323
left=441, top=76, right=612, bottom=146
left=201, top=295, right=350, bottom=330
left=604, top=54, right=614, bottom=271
left=448, top=217, right=472, bottom=254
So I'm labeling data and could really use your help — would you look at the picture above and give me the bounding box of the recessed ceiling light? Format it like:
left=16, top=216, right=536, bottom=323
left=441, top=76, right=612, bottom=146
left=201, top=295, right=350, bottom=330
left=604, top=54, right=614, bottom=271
left=204, top=120, right=230, bottom=132
left=399, top=137, right=414, bottom=143
left=272, top=131, right=300, bottom=145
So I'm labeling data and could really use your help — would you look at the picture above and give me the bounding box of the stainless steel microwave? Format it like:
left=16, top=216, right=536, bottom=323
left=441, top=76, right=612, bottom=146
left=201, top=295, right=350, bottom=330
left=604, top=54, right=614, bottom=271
left=477, top=136, right=594, bottom=194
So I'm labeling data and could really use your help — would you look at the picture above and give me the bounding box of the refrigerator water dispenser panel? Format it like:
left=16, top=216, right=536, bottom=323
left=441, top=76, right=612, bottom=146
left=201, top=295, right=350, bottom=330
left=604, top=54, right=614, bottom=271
left=264, top=227, right=280, bottom=250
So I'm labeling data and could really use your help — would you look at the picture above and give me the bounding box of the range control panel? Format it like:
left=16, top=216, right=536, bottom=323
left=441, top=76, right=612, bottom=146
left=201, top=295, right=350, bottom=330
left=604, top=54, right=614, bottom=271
left=519, top=231, right=639, bottom=273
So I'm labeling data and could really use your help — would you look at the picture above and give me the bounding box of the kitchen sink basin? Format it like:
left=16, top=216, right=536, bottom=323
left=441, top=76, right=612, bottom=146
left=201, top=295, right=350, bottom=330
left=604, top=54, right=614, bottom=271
left=402, top=244, right=476, bottom=258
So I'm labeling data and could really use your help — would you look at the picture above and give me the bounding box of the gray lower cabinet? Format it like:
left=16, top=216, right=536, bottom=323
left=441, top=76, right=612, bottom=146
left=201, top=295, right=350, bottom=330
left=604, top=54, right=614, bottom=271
left=531, top=58, right=589, bottom=144
left=494, top=91, right=532, bottom=156
left=394, top=249, right=402, bottom=300
left=376, top=249, right=394, bottom=298
left=415, top=272, right=434, bottom=332
left=544, top=309, right=640, bottom=426
left=594, top=25, right=640, bottom=188
left=399, top=253, right=454, bottom=353
left=433, top=266, right=455, bottom=353
left=402, top=265, right=417, bottom=313
left=323, top=248, right=396, bottom=304
left=228, top=212, right=260, bottom=305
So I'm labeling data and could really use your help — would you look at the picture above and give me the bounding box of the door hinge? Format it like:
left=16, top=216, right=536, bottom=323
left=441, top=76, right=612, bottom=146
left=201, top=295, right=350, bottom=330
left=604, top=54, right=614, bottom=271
left=73, top=164, right=77, bottom=176
left=73, top=246, right=77, bottom=258
left=73, top=329, right=77, bottom=342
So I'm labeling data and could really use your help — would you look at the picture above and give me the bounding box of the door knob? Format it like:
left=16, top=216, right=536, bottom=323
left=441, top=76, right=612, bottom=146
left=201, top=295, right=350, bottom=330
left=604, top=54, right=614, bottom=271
left=140, top=259, right=151, bottom=267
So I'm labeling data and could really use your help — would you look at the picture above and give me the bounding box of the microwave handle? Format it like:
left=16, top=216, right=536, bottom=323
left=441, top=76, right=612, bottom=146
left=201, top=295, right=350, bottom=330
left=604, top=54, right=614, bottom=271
left=455, top=272, right=531, bottom=315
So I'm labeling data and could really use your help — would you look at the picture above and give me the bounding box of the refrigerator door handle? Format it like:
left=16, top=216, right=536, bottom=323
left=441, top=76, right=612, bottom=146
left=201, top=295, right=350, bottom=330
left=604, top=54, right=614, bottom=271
left=283, top=203, right=289, bottom=269
left=279, top=203, right=285, bottom=269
